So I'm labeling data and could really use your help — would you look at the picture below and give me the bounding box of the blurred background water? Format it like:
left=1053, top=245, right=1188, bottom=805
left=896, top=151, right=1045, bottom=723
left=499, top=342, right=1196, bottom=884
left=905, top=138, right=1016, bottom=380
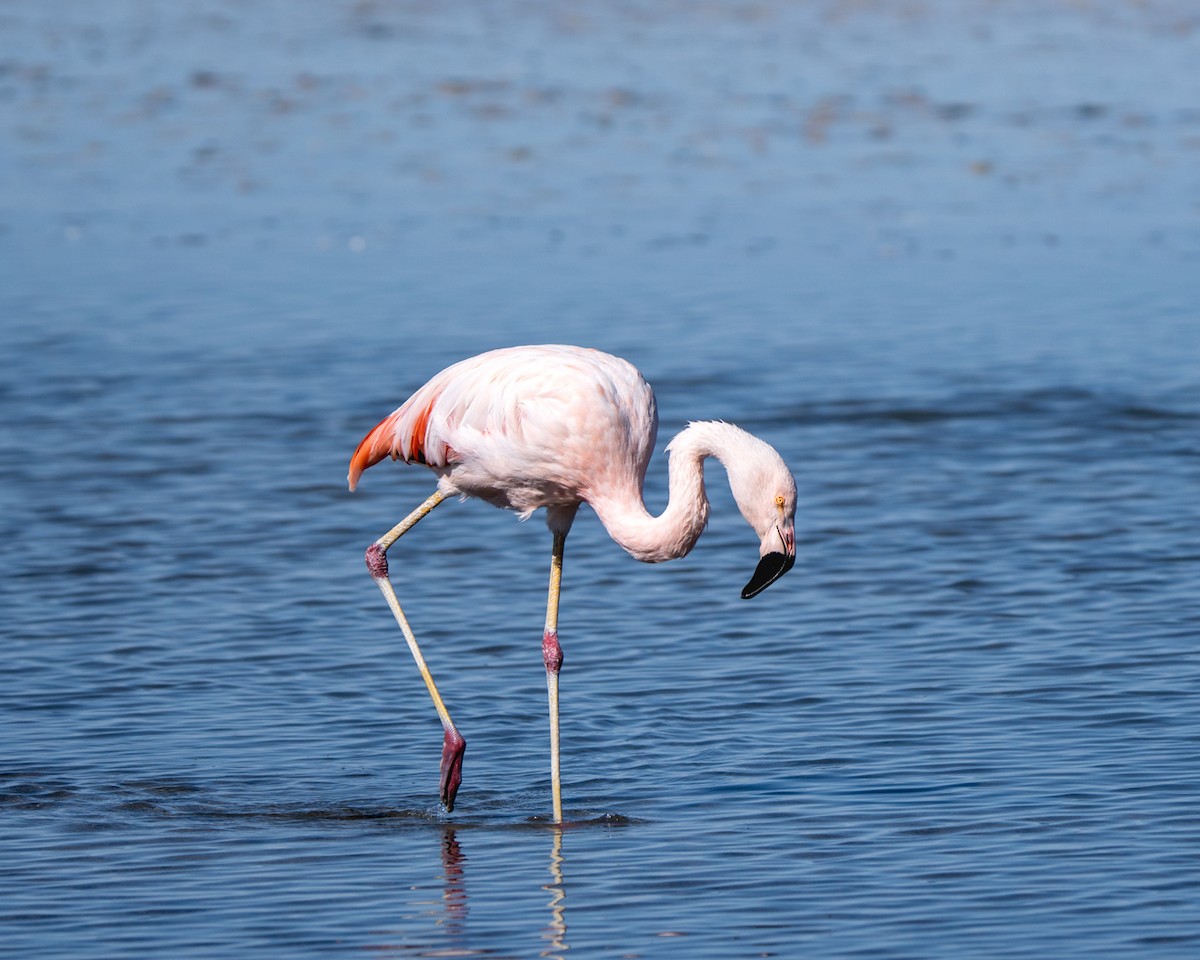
left=2, top=1, right=1199, bottom=957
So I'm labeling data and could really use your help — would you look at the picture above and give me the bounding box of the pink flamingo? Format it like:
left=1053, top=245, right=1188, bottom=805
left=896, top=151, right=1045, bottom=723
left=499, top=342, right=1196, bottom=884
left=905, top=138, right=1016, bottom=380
left=349, top=345, right=797, bottom=821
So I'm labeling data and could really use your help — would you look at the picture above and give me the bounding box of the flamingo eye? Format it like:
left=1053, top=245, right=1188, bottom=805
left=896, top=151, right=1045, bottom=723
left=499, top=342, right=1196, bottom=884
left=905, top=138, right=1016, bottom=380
left=774, top=495, right=785, bottom=508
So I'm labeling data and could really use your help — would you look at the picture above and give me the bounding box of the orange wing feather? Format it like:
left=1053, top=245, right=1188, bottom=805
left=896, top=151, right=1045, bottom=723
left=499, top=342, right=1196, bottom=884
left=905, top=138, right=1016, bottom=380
left=347, top=398, right=438, bottom=491
left=409, top=402, right=433, bottom=465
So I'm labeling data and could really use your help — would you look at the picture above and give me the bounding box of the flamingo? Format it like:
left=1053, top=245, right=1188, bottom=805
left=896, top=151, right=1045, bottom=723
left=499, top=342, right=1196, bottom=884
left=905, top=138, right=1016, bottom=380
left=348, top=345, right=797, bottom=822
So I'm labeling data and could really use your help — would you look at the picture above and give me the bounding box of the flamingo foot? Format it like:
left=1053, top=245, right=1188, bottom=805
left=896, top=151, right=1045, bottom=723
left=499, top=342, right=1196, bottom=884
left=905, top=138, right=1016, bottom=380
left=440, top=728, right=466, bottom=812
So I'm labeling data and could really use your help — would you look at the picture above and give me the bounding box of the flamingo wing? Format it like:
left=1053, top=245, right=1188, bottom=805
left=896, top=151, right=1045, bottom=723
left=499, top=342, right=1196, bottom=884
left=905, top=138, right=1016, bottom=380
left=347, top=346, right=658, bottom=508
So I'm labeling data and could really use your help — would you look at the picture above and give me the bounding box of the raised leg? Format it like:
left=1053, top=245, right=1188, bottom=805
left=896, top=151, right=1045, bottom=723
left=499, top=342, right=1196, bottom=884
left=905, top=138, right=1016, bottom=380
left=543, top=529, right=567, bottom=823
left=365, top=489, right=466, bottom=812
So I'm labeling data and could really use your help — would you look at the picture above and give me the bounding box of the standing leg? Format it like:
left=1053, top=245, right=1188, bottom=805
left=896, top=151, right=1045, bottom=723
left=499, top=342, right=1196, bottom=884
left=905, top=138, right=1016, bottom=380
left=542, top=528, right=567, bottom=823
left=365, top=489, right=466, bottom=811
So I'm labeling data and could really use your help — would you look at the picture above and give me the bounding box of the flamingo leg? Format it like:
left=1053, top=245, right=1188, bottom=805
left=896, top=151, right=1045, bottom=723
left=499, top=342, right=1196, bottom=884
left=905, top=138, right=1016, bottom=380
left=364, top=489, right=467, bottom=812
left=543, top=529, right=566, bottom=823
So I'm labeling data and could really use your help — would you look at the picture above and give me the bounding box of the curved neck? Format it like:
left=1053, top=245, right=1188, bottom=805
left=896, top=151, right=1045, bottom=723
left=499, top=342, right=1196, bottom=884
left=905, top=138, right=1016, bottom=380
left=589, top=421, right=745, bottom=563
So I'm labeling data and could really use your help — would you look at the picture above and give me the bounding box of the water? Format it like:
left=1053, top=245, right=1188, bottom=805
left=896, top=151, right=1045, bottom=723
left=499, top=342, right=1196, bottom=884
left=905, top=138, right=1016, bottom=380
left=3, top=1, right=1199, bottom=957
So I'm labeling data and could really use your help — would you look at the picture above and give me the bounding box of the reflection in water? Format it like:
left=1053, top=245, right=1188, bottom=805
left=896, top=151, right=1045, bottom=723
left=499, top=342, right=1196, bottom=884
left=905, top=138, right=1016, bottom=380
left=440, top=828, right=469, bottom=938
left=368, top=826, right=471, bottom=956
left=369, top=824, right=570, bottom=957
left=541, top=827, right=569, bottom=958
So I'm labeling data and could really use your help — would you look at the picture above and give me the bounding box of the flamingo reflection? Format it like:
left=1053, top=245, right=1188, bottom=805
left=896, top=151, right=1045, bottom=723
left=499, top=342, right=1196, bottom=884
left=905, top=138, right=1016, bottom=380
left=439, top=827, right=468, bottom=937
left=541, top=827, right=568, bottom=959
left=367, top=823, right=571, bottom=956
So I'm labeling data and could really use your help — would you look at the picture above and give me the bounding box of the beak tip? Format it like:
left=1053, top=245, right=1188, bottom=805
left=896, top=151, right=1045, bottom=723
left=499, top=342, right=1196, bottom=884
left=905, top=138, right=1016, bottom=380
left=741, top=551, right=795, bottom=599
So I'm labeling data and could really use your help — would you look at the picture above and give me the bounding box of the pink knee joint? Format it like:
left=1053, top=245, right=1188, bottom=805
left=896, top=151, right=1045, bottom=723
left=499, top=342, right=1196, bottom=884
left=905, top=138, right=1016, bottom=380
left=365, top=542, right=388, bottom=580
left=542, top=630, right=563, bottom=673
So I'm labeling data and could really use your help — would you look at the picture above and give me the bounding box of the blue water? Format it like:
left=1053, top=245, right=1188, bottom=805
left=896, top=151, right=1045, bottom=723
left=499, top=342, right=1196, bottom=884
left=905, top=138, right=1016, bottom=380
left=3, top=2, right=1199, bottom=957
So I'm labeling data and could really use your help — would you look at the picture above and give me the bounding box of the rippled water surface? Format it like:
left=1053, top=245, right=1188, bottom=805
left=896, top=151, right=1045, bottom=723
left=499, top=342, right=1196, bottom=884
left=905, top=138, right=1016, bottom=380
left=3, top=2, right=1199, bottom=957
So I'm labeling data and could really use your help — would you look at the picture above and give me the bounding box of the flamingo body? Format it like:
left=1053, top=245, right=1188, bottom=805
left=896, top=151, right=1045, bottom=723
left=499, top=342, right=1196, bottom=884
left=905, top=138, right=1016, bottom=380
left=350, top=345, right=657, bottom=521
left=349, top=345, right=797, bottom=820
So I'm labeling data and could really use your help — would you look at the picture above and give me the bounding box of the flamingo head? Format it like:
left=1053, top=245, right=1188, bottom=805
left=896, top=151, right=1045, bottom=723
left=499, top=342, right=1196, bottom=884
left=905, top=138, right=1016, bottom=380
left=730, top=438, right=797, bottom=599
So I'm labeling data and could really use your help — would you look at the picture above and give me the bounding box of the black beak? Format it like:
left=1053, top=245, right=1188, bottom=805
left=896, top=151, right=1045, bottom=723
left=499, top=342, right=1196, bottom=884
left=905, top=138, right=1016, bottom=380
left=741, top=552, right=795, bottom=599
